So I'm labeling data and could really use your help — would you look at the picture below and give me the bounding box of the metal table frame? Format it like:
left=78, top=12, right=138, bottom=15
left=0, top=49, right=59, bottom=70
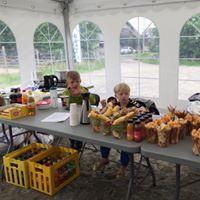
left=141, top=138, right=200, bottom=200
left=0, top=108, right=142, bottom=200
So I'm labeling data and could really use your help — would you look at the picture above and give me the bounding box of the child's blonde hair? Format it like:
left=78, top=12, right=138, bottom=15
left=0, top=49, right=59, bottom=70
left=114, top=83, right=130, bottom=94
left=66, top=71, right=81, bottom=81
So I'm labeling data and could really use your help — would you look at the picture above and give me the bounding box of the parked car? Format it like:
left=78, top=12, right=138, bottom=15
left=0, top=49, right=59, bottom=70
left=120, top=47, right=136, bottom=54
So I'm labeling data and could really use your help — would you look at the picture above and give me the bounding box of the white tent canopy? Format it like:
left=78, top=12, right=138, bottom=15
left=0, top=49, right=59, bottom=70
left=0, top=0, right=200, bottom=108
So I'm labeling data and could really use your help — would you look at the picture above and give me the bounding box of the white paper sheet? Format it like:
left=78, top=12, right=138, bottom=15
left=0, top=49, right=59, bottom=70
left=41, top=112, right=70, bottom=122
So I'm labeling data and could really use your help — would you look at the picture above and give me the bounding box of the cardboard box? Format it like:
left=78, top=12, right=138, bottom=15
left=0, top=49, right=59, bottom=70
left=0, top=104, right=28, bottom=119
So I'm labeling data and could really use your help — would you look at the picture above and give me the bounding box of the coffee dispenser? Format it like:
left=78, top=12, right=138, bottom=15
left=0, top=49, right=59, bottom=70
left=80, top=93, right=91, bottom=124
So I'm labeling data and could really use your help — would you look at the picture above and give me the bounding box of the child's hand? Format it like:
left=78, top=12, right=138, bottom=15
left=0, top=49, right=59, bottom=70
left=137, top=106, right=148, bottom=113
left=100, top=99, right=106, bottom=108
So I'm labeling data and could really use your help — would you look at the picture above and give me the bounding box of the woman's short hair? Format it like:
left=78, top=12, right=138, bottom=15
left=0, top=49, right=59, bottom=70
left=114, top=83, right=130, bottom=94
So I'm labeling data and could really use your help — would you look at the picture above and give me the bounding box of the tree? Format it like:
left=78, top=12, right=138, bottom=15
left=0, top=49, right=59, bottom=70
left=146, top=28, right=159, bottom=53
left=180, top=14, right=200, bottom=58
left=0, top=20, right=18, bottom=57
left=34, top=22, right=65, bottom=61
left=73, top=21, right=103, bottom=62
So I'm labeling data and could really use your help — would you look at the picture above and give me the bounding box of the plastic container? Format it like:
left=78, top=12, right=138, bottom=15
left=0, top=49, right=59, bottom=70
left=3, top=143, right=51, bottom=188
left=50, top=87, right=58, bottom=108
left=28, top=146, right=80, bottom=195
left=36, top=99, right=51, bottom=110
left=60, top=95, right=69, bottom=109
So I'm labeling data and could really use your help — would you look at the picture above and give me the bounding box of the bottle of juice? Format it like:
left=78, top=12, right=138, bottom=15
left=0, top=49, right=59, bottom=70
left=133, top=120, right=142, bottom=142
left=27, top=91, right=36, bottom=116
left=22, top=90, right=28, bottom=104
left=127, top=119, right=134, bottom=141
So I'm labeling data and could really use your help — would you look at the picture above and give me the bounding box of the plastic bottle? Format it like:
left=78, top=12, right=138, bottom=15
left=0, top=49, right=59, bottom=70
left=22, top=90, right=28, bottom=104
left=127, top=119, right=134, bottom=141
left=50, top=87, right=58, bottom=108
left=27, top=91, right=36, bottom=116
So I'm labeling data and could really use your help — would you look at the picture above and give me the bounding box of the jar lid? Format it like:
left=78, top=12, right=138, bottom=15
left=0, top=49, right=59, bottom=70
left=140, top=116, right=145, bottom=121
left=132, top=117, right=138, bottom=121
left=135, top=119, right=140, bottom=124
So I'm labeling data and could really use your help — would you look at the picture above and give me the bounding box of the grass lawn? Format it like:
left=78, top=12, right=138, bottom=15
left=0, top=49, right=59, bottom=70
left=0, top=73, right=20, bottom=89
left=0, top=60, right=105, bottom=89
left=133, top=52, right=159, bottom=65
left=74, top=60, right=105, bottom=73
left=179, top=59, right=200, bottom=66
left=37, top=60, right=105, bottom=75
left=134, top=52, right=200, bottom=66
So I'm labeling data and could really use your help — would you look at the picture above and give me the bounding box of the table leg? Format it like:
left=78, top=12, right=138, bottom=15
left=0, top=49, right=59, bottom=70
left=144, top=156, right=156, bottom=186
left=6, top=125, right=14, bottom=154
left=33, top=131, right=42, bottom=143
left=126, top=153, right=134, bottom=200
left=1, top=125, right=14, bottom=179
left=2, top=124, right=9, bottom=143
left=175, top=164, right=180, bottom=200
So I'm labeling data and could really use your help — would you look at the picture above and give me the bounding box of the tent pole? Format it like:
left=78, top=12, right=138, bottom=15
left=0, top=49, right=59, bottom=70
left=61, top=1, right=73, bottom=70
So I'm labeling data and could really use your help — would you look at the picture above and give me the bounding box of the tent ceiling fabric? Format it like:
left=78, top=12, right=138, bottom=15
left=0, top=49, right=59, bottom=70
left=69, top=0, right=200, bottom=13
left=0, top=0, right=62, bottom=13
left=1, top=0, right=199, bottom=13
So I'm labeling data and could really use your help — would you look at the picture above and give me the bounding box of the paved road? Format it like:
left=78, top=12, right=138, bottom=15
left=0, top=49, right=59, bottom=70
left=80, top=55, right=200, bottom=99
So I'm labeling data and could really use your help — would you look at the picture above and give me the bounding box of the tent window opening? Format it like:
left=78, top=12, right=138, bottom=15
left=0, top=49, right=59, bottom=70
left=120, top=17, right=160, bottom=98
left=72, top=21, right=106, bottom=97
left=179, top=13, right=200, bottom=100
left=34, top=22, right=66, bottom=80
left=0, top=20, right=20, bottom=90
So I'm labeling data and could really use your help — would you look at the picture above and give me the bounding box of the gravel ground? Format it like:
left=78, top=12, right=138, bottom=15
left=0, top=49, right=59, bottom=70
left=0, top=139, right=200, bottom=200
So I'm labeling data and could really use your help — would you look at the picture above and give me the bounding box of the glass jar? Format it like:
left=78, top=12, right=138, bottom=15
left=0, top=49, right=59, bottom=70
left=133, top=120, right=142, bottom=142
left=140, top=117, right=146, bottom=139
left=16, top=93, right=22, bottom=104
left=136, top=114, right=142, bottom=119
left=132, top=116, right=138, bottom=123
left=148, top=113, right=153, bottom=122
left=127, top=119, right=134, bottom=141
